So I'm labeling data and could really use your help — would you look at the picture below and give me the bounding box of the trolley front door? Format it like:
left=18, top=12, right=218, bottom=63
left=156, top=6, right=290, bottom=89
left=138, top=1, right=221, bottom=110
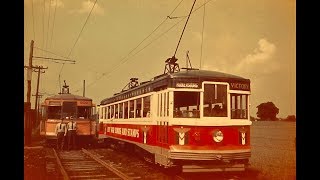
left=157, top=121, right=169, bottom=146
left=156, top=120, right=169, bottom=165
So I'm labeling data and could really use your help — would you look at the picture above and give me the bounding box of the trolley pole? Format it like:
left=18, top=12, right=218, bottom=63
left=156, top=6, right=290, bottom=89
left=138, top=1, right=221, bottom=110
left=83, top=80, right=85, bottom=97
left=27, top=40, right=34, bottom=104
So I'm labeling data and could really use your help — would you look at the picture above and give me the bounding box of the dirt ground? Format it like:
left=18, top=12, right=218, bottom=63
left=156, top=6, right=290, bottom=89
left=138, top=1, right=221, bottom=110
left=24, top=135, right=47, bottom=180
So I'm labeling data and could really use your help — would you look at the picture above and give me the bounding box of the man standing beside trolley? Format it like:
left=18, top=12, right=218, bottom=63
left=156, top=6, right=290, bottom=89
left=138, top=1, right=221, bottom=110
left=66, top=117, right=77, bottom=150
left=55, top=118, right=67, bottom=151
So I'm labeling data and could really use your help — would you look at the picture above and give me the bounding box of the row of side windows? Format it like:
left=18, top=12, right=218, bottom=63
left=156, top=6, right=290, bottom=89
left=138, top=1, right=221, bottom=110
left=100, top=96, right=150, bottom=120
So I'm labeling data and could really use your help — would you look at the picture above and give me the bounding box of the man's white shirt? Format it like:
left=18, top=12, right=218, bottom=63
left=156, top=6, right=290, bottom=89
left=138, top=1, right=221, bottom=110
left=67, top=121, right=77, bottom=131
left=55, top=123, right=67, bottom=135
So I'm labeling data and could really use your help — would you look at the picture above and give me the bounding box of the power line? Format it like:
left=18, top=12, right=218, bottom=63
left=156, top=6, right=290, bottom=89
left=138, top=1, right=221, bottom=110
left=73, top=0, right=185, bottom=92
left=75, top=12, right=187, bottom=92
left=166, top=0, right=215, bottom=19
left=115, top=0, right=185, bottom=67
left=31, top=0, right=36, bottom=41
left=123, top=0, right=185, bottom=61
left=83, top=0, right=185, bottom=77
left=200, top=0, right=206, bottom=69
left=34, top=46, right=70, bottom=60
left=42, top=0, right=45, bottom=57
left=173, top=0, right=197, bottom=57
left=50, top=0, right=58, bottom=49
left=67, top=0, right=98, bottom=58
left=32, top=56, right=76, bottom=63
left=60, top=0, right=98, bottom=93
left=69, top=0, right=186, bottom=92
left=46, top=0, right=52, bottom=51
left=75, top=0, right=217, bottom=93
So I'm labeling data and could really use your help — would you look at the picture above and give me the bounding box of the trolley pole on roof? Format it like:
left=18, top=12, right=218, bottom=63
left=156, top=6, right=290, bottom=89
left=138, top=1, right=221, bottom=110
left=83, top=80, right=85, bottom=97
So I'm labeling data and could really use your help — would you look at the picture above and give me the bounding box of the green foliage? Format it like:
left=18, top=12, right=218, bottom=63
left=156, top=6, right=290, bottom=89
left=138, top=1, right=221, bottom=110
left=256, top=102, right=279, bottom=121
left=284, top=115, right=296, bottom=121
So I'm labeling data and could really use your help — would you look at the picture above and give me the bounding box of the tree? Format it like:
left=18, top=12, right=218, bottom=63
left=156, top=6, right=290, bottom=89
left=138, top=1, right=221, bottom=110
left=284, top=115, right=296, bottom=122
left=256, top=102, right=279, bottom=121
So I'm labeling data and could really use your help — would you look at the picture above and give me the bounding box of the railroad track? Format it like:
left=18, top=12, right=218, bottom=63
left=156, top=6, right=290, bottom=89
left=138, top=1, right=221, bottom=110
left=45, top=147, right=260, bottom=180
left=47, top=148, right=141, bottom=180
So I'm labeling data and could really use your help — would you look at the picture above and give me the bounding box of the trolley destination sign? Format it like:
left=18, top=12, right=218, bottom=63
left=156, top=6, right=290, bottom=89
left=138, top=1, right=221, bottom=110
left=229, top=82, right=250, bottom=91
left=174, top=81, right=250, bottom=90
left=175, top=82, right=199, bottom=88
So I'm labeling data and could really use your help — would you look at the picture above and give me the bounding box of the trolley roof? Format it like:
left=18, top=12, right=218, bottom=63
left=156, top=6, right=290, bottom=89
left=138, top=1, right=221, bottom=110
left=45, top=80, right=92, bottom=102
left=100, top=70, right=250, bottom=105
left=45, top=93, right=92, bottom=101
left=163, top=69, right=248, bottom=81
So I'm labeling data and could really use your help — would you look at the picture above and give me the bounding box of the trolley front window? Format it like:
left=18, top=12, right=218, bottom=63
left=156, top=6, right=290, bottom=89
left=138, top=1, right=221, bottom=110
left=173, top=91, right=200, bottom=118
left=78, top=106, right=91, bottom=119
left=231, top=94, right=248, bottom=119
left=203, top=84, right=227, bottom=117
left=47, top=106, right=61, bottom=119
left=62, top=102, right=77, bottom=119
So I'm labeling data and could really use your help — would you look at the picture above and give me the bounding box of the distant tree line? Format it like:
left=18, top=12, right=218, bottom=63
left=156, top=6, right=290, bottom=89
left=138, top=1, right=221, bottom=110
left=251, top=101, right=296, bottom=122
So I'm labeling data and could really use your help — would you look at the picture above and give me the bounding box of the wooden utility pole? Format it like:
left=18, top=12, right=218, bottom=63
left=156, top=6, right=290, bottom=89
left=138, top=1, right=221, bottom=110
left=32, top=93, right=43, bottom=127
left=27, top=40, right=34, bottom=103
left=33, top=66, right=47, bottom=125
left=33, top=94, right=43, bottom=112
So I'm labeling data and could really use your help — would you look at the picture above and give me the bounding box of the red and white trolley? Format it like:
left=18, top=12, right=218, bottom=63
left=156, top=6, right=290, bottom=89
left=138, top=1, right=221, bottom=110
left=97, top=66, right=251, bottom=172
left=97, top=0, right=251, bottom=172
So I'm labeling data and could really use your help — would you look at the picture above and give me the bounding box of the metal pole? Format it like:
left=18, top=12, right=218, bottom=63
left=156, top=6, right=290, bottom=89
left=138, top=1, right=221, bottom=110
left=173, top=0, right=197, bottom=57
left=83, top=80, right=85, bottom=97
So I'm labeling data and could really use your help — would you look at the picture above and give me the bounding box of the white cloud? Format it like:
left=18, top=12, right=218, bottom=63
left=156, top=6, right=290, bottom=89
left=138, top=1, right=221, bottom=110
left=24, top=0, right=64, bottom=8
left=51, top=0, right=64, bottom=8
left=235, top=38, right=278, bottom=75
left=69, top=0, right=105, bottom=16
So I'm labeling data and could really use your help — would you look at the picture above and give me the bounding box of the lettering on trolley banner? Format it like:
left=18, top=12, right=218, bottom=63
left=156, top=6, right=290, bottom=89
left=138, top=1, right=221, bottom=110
left=175, top=82, right=199, bottom=88
left=230, top=82, right=250, bottom=91
left=48, top=101, right=61, bottom=106
left=77, top=101, right=92, bottom=106
left=107, top=127, right=139, bottom=138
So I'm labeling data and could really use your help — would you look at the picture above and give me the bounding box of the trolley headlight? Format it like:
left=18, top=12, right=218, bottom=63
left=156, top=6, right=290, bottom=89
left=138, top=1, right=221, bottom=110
left=213, top=130, right=224, bottom=142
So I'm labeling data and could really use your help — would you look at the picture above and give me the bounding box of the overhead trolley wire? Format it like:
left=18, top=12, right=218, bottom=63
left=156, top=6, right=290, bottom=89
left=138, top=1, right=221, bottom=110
left=31, top=0, right=36, bottom=41
left=67, top=0, right=98, bottom=58
left=45, top=0, right=52, bottom=51
left=34, top=46, right=70, bottom=60
left=173, top=0, right=197, bottom=57
left=73, top=0, right=185, bottom=92
left=75, top=0, right=216, bottom=93
left=167, top=0, right=214, bottom=19
left=50, top=0, right=58, bottom=49
left=42, top=0, right=45, bottom=57
left=200, top=0, right=207, bottom=69
left=122, top=0, right=185, bottom=60
left=58, top=0, right=98, bottom=93
left=78, top=0, right=185, bottom=80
